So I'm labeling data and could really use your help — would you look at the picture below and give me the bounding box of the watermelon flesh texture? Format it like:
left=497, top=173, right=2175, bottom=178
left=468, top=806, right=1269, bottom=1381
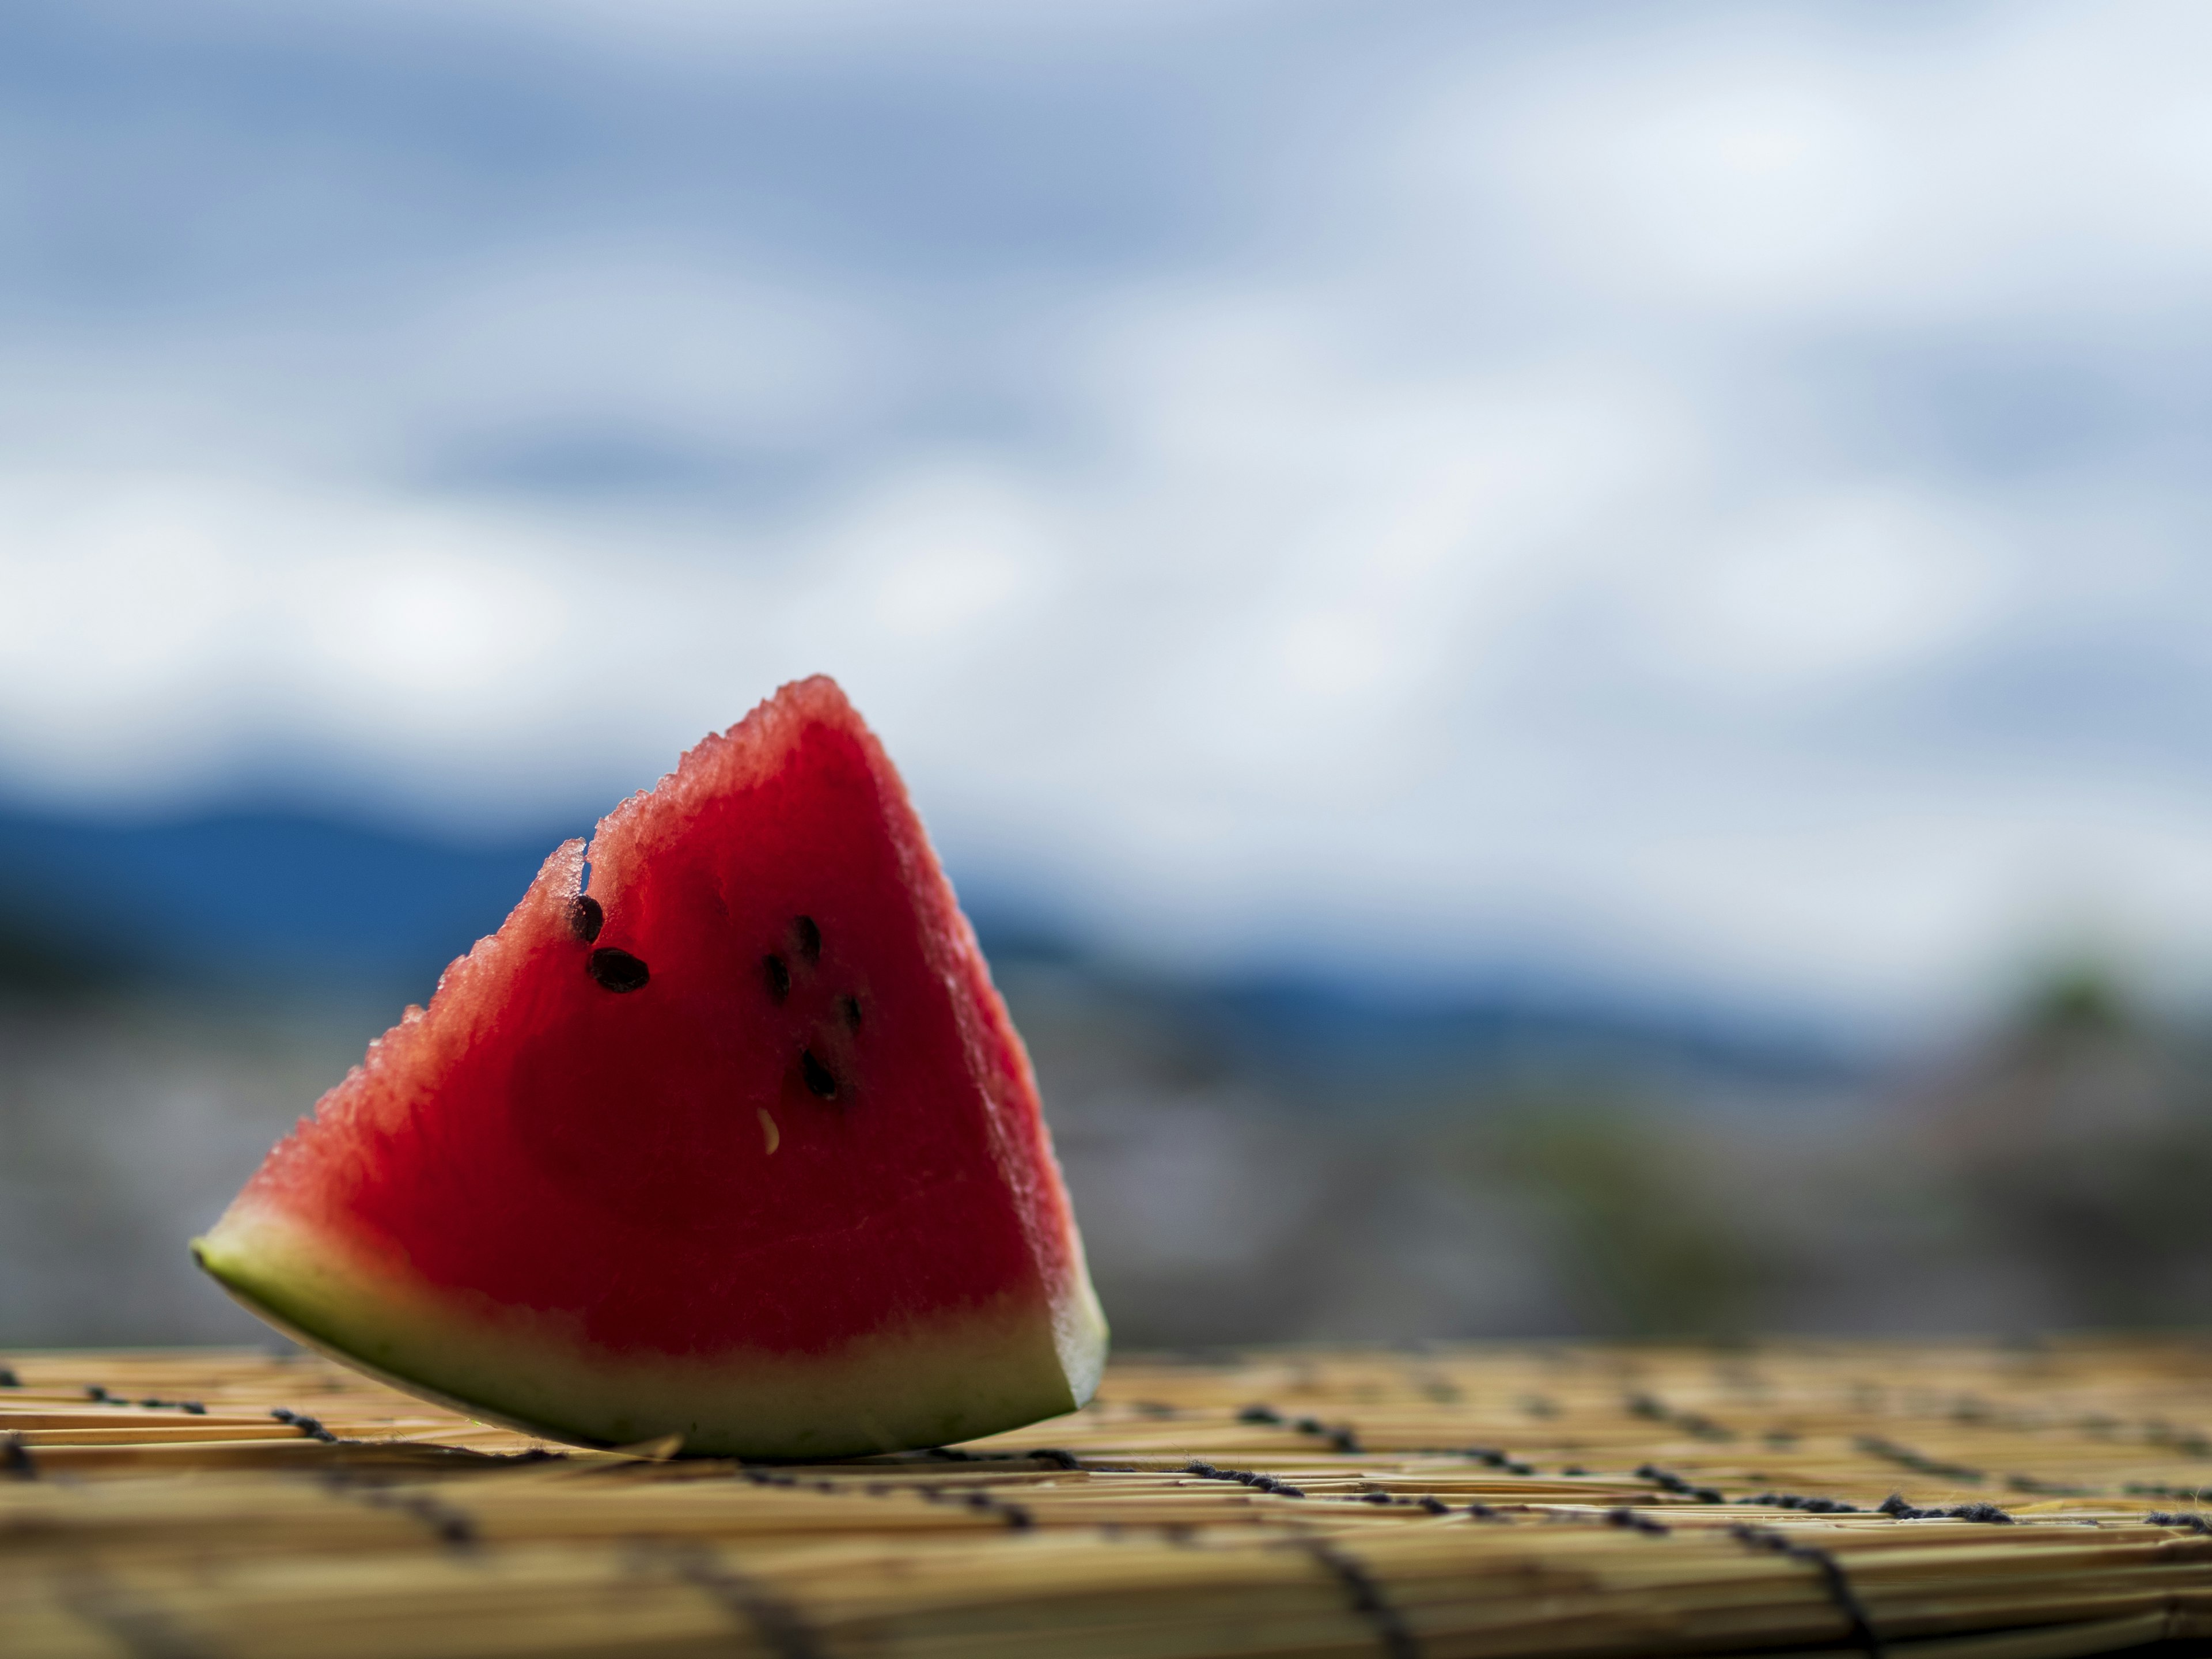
left=194, top=678, right=1106, bottom=1457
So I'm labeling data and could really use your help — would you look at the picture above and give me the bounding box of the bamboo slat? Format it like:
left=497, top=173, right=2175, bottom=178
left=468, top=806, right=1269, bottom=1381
left=4, top=1338, right=2209, bottom=1657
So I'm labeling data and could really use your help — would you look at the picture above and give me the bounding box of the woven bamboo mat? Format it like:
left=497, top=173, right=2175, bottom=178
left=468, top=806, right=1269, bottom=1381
left=5, top=1339, right=2210, bottom=1658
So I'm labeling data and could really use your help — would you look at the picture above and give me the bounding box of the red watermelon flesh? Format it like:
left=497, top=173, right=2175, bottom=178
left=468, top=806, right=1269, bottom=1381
left=193, top=677, right=1106, bottom=1457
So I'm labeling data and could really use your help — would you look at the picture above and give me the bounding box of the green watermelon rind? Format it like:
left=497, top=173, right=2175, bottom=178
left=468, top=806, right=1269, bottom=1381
left=192, top=1207, right=1098, bottom=1458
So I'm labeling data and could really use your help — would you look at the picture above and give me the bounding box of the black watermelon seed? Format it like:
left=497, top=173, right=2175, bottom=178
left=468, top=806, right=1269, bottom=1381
left=763, top=954, right=790, bottom=1002
left=588, top=948, right=649, bottom=993
left=840, top=994, right=863, bottom=1029
left=801, top=1049, right=838, bottom=1099
left=793, top=915, right=821, bottom=963
left=568, top=895, right=604, bottom=943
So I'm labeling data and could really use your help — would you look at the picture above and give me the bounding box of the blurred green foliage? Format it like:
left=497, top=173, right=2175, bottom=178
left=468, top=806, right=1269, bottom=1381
left=1461, top=1095, right=1772, bottom=1340
left=1943, top=961, right=2212, bottom=1328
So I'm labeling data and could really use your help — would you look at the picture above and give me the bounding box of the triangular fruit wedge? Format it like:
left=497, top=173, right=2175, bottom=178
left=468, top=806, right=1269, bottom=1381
left=194, top=677, right=1107, bottom=1456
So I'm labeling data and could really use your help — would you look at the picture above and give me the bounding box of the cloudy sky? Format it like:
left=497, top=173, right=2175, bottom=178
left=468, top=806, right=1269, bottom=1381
left=6, top=0, right=2212, bottom=1027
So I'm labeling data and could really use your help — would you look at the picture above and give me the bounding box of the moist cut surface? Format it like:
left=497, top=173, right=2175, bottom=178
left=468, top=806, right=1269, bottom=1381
left=194, top=677, right=1106, bottom=1456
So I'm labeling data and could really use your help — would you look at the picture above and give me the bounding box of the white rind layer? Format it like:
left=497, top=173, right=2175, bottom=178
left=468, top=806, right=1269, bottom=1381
left=195, top=1206, right=1103, bottom=1459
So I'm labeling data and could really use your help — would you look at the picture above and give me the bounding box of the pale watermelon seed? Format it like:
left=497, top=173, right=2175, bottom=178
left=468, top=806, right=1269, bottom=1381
left=801, top=1050, right=838, bottom=1099
left=840, top=995, right=862, bottom=1029
left=793, top=915, right=821, bottom=963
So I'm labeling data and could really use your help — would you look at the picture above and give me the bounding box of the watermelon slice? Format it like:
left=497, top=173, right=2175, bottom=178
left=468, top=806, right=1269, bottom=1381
left=193, top=677, right=1105, bottom=1457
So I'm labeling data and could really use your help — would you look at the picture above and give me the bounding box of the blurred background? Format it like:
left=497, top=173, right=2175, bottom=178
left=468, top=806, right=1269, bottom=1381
left=5, top=0, right=2212, bottom=1350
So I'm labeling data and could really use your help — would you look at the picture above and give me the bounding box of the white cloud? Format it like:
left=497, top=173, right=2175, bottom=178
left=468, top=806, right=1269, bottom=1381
left=12, top=1, right=2212, bottom=1027
left=1642, top=486, right=2008, bottom=696
left=1414, top=3, right=2212, bottom=324
left=397, top=253, right=899, bottom=450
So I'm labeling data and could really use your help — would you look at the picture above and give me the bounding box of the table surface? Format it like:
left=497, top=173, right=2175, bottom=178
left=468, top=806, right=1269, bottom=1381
left=5, top=1337, right=2210, bottom=1658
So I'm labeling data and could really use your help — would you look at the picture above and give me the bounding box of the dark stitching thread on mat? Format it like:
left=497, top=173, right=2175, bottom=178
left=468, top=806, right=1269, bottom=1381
left=652, top=1540, right=821, bottom=1659
left=1744, top=1491, right=1862, bottom=1513
left=1183, top=1459, right=1306, bottom=1498
left=1463, top=1446, right=1537, bottom=1476
left=1624, top=1391, right=1736, bottom=1441
left=1304, top=1418, right=1365, bottom=1453
left=58, top=1563, right=217, bottom=1659
left=919, top=1485, right=1035, bottom=1530
left=2145, top=1420, right=2212, bottom=1457
left=270, top=1408, right=340, bottom=1444
left=2003, top=1473, right=2091, bottom=1495
left=1637, top=1463, right=1725, bottom=1502
left=1236, top=1403, right=1361, bottom=1452
left=0, top=1365, right=20, bottom=1386
left=3, top=1432, right=35, bottom=1480
left=1878, top=1494, right=2013, bottom=1524
left=1235, top=1402, right=1364, bottom=1453
left=1330, top=1487, right=1450, bottom=1514
left=921, top=1445, right=1082, bottom=1469
left=2146, top=1511, right=2212, bottom=1535
left=1855, top=1435, right=1984, bottom=1484
left=974, top=1491, right=1036, bottom=1529
left=1298, top=1538, right=1421, bottom=1659
left=745, top=1465, right=1037, bottom=1529
left=1728, top=1524, right=1887, bottom=1659
left=319, top=1472, right=479, bottom=1547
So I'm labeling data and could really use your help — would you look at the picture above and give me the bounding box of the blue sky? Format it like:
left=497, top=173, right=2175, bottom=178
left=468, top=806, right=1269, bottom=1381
left=7, top=0, right=2212, bottom=1027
